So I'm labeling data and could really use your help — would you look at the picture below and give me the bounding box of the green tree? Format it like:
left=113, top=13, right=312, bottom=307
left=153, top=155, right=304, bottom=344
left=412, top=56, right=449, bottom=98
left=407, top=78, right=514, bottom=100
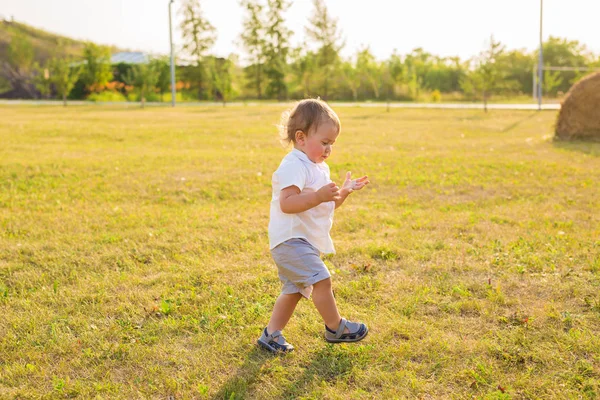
left=379, top=60, right=396, bottom=110
left=496, top=49, right=534, bottom=96
left=32, top=62, right=52, bottom=99
left=2, top=32, right=36, bottom=97
left=7, top=32, right=34, bottom=73
left=48, top=55, right=82, bottom=106
left=306, top=0, right=344, bottom=99
left=423, top=57, right=466, bottom=93
left=406, top=67, right=422, bottom=101
left=0, top=76, right=10, bottom=94
left=179, top=0, right=217, bottom=99
left=81, top=42, right=113, bottom=93
left=404, top=48, right=431, bottom=89
left=210, top=56, right=235, bottom=106
left=387, top=51, right=405, bottom=100
left=539, top=36, right=593, bottom=93
left=289, top=46, right=317, bottom=98
left=461, top=36, right=505, bottom=112
left=125, top=62, right=159, bottom=108
left=543, top=69, right=564, bottom=96
left=239, top=0, right=267, bottom=99
left=341, top=58, right=360, bottom=101
left=567, top=69, right=591, bottom=88
left=356, top=48, right=381, bottom=99
left=402, top=48, right=430, bottom=101
left=264, top=0, right=292, bottom=100
left=151, top=58, right=171, bottom=102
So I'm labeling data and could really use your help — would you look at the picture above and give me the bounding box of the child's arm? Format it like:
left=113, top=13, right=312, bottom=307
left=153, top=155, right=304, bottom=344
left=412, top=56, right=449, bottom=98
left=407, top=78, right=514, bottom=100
left=280, top=182, right=341, bottom=214
left=334, top=171, right=369, bottom=209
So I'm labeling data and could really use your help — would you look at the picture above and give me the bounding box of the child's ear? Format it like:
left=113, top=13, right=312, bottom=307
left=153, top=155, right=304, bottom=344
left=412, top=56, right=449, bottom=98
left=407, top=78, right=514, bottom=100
left=295, top=130, right=305, bottom=144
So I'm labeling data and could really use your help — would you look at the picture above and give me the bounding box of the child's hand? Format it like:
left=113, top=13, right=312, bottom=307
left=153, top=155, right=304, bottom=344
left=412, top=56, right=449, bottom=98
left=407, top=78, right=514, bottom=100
left=317, top=182, right=341, bottom=202
left=342, top=171, right=369, bottom=193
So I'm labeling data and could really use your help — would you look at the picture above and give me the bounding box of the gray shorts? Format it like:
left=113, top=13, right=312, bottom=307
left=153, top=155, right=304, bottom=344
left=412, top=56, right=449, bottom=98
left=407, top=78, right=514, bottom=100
left=270, top=238, right=331, bottom=299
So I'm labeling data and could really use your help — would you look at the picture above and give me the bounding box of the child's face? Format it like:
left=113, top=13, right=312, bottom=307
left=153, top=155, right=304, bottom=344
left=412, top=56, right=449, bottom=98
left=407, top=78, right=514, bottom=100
left=295, top=120, right=340, bottom=163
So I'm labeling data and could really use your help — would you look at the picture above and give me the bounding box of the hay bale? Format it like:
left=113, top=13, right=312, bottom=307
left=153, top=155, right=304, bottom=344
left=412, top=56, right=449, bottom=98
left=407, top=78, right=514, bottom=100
left=555, top=71, right=600, bottom=141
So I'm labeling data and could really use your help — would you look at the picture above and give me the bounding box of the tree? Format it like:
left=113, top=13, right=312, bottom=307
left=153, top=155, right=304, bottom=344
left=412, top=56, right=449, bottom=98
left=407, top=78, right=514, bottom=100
left=239, top=0, right=267, bottom=99
left=32, top=62, right=53, bottom=99
left=48, top=55, right=82, bottom=106
left=151, top=58, right=171, bottom=102
left=423, top=57, right=466, bottom=93
left=341, top=58, right=360, bottom=101
left=461, top=36, right=505, bottom=112
left=379, top=61, right=396, bottom=111
left=404, top=48, right=432, bottom=90
left=289, top=46, right=317, bottom=98
left=180, top=0, right=217, bottom=62
left=357, top=47, right=381, bottom=99
left=406, top=67, right=422, bottom=101
left=387, top=50, right=405, bottom=100
left=80, top=42, right=113, bottom=93
left=496, top=49, right=534, bottom=96
left=0, top=76, right=10, bottom=94
left=543, top=70, right=564, bottom=96
left=179, top=0, right=217, bottom=99
left=264, top=0, right=292, bottom=100
left=210, top=56, right=235, bottom=106
left=7, top=32, right=34, bottom=73
left=568, top=69, right=590, bottom=87
left=125, top=62, right=159, bottom=108
left=306, top=0, right=344, bottom=99
left=401, top=48, right=431, bottom=101
left=540, top=36, right=594, bottom=93
left=2, top=32, right=36, bottom=97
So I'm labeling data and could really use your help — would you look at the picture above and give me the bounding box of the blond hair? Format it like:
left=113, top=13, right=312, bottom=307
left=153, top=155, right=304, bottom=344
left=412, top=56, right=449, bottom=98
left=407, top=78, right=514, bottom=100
left=277, top=98, right=341, bottom=146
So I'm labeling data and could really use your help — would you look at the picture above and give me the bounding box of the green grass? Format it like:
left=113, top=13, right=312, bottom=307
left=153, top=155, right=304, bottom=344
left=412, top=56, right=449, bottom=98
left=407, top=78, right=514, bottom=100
left=1, top=105, right=599, bottom=399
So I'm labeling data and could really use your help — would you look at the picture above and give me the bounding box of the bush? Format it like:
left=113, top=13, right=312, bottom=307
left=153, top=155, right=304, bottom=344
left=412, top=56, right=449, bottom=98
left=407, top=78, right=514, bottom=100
left=431, top=90, right=442, bottom=102
left=87, top=91, right=127, bottom=102
left=128, top=90, right=161, bottom=103
left=162, top=91, right=193, bottom=103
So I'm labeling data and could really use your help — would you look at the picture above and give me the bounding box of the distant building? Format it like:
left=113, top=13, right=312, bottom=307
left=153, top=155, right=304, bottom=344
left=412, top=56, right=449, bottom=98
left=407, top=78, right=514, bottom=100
left=110, top=52, right=150, bottom=65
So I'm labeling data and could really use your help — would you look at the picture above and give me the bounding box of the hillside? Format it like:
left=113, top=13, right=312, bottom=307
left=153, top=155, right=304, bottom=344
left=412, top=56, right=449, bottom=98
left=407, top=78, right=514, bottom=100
left=0, top=18, right=122, bottom=64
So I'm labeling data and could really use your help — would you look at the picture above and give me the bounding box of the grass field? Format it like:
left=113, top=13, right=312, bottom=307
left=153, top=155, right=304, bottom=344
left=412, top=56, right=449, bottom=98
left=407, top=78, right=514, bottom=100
left=1, top=105, right=599, bottom=399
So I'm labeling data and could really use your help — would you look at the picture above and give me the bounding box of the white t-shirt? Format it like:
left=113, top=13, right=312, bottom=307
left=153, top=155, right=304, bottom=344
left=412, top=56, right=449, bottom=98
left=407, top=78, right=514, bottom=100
left=268, top=148, right=335, bottom=254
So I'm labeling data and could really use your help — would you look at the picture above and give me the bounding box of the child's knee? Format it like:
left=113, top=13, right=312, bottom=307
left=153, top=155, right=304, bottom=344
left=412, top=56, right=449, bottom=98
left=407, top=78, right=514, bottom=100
left=280, top=292, right=303, bottom=302
left=314, top=277, right=332, bottom=290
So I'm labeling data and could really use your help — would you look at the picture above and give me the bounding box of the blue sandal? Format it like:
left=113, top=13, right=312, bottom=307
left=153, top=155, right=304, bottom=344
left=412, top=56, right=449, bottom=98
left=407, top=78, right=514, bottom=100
left=324, top=318, right=368, bottom=343
left=257, top=328, right=294, bottom=353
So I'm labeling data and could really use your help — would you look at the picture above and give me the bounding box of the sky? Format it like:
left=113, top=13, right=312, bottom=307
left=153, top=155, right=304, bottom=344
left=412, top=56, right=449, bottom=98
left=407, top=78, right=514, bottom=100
left=1, top=0, right=599, bottom=63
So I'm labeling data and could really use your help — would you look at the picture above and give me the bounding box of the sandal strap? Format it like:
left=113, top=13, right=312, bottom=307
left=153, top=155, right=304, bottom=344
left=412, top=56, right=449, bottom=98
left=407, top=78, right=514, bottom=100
left=271, top=330, right=283, bottom=338
left=345, top=320, right=364, bottom=334
left=335, top=318, right=348, bottom=338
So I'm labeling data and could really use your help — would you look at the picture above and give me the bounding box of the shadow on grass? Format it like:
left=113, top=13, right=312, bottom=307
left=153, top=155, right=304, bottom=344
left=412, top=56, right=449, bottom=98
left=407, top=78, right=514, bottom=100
left=211, top=346, right=272, bottom=400
left=212, top=343, right=357, bottom=399
left=276, top=344, right=356, bottom=399
left=501, top=112, right=537, bottom=132
left=553, top=139, right=600, bottom=157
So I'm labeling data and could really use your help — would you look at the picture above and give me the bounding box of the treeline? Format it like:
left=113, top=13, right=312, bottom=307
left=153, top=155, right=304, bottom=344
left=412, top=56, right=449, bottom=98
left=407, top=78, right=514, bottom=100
left=2, top=0, right=599, bottom=105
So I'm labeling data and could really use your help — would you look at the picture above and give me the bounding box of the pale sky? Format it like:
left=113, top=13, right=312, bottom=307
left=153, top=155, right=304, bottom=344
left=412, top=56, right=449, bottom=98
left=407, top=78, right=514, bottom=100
left=1, top=0, right=599, bottom=62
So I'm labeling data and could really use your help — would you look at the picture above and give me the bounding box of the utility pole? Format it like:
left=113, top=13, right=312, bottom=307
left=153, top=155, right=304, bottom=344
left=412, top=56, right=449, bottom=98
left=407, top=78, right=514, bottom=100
left=537, top=0, right=543, bottom=111
left=169, top=0, right=177, bottom=107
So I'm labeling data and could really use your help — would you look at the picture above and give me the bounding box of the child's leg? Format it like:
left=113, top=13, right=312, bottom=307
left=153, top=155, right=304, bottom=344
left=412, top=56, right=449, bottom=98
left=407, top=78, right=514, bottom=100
left=311, top=278, right=349, bottom=333
left=266, top=292, right=303, bottom=334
